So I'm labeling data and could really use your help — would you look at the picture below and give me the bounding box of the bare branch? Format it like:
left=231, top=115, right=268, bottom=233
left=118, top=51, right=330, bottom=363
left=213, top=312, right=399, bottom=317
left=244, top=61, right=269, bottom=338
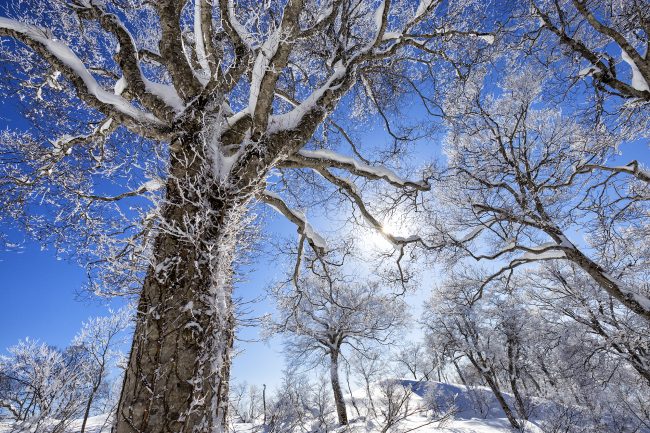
left=0, top=18, right=168, bottom=139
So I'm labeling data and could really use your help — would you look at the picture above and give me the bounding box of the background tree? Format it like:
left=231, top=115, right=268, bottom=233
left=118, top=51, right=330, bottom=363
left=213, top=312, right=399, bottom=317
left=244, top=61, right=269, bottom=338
left=394, top=341, right=440, bottom=382
left=262, top=369, right=336, bottom=433
left=424, top=66, right=650, bottom=321
left=228, top=382, right=264, bottom=425
left=416, top=64, right=650, bottom=429
left=71, top=308, right=131, bottom=433
left=0, top=1, right=495, bottom=430
left=0, top=340, right=87, bottom=433
left=268, top=268, right=408, bottom=425
left=516, top=0, right=650, bottom=132
left=0, top=309, right=130, bottom=433
left=422, top=270, right=535, bottom=430
left=423, top=266, right=650, bottom=432
left=526, top=262, right=650, bottom=386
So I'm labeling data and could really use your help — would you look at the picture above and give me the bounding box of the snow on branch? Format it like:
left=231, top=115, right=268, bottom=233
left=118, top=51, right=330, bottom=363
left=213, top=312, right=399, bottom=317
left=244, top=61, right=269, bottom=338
left=578, top=160, right=650, bottom=184
left=259, top=190, right=327, bottom=253
left=38, top=117, right=118, bottom=174
left=193, top=0, right=215, bottom=79
left=268, top=61, right=351, bottom=134
left=75, top=179, right=163, bottom=203
left=287, top=149, right=429, bottom=190
left=367, top=0, right=390, bottom=50
left=472, top=249, right=567, bottom=302
left=472, top=203, right=549, bottom=231
left=297, top=0, right=341, bottom=39
left=223, top=0, right=257, bottom=49
left=470, top=241, right=567, bottom=262
left=533, top=1, right=650, bottom=101
left=0, top=17, right=167, bottom=138
left=75, top=4, right=184, bottom=119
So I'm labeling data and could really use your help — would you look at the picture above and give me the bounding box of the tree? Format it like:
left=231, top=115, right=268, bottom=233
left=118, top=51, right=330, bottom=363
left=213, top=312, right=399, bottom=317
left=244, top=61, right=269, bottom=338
left=262, top=369, right=335, bottom=433
left=414, top=59, right=650, bottom=431
left=527, top=0, right=650, bottom=103
left=0, top=310, right=130, bottom=433
left=0, top=340, right=86, bottom=433
left=374, top=379, right=445, bottom=433
left=513, top=0, right=650, bottom=133
left=394, top=341, right=441, bottom=382
left=72, top=308, right=131, bottom=433
left=422, top=270, right=534, bottom=430
left=525, top=261, right=650, bottom=387
left=422, top=265, right=650, bottom=432
left=268, top=269, right=408, bottom=425
left=0, top=1, right=494, bottom=430
left=425, top=66, right=650, bottom=321
left=229, top=381, right=264, bottom=424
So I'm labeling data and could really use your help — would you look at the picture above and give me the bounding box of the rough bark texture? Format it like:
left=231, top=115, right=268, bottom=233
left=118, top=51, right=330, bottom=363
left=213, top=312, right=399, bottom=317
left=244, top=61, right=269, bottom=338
left=330, top=350, right=348, bottom=426
left=114, top=132, right=238, bottom=433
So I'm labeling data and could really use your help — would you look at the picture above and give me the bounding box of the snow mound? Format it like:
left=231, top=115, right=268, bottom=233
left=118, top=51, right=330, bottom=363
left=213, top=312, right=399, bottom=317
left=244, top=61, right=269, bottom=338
left=342, top=379, right=547, bottom=433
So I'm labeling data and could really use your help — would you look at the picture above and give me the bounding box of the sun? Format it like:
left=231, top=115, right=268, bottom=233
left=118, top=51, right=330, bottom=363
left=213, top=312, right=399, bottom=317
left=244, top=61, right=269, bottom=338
left=362, top=215, right=410, bottom=251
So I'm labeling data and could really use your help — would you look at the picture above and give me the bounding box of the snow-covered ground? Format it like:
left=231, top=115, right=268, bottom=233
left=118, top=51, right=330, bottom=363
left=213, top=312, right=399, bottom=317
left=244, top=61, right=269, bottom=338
left=0, top=380, right=555, bottom=433
left=0, top=417, right=541, bottom=433
left=232, top=418, right=542, bottom=433
left=337, top=380, right=547, bottom=433
left=0, top=415, right=112, bottom=433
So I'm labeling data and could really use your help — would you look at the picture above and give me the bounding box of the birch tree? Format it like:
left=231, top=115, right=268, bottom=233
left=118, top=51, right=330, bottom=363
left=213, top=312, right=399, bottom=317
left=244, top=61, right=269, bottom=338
left=268, top=270, right=408, bottom=425
left=0, top=1, right=494, bottom=431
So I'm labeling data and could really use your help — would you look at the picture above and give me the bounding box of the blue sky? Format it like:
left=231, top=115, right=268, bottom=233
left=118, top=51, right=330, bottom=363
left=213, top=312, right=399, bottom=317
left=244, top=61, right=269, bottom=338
left=1, top=116, right=648, bottom=391
left=0, top=97, right=437, bottom=389
left=0, top=243, right=108, bottom=349
left=1, top=31, right=649, bottom=392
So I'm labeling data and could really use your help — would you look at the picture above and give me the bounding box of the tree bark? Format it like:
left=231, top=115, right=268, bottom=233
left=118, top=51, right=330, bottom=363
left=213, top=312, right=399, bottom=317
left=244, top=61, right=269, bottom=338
left=466, top=355, right=522, bottom=430
left=262, top=384, right=266, bottom=425
left=113, top=132, right=239, bottom=433
left=329, top=350, right=348, bottom=425
left=80, top=374, right=102, bottom=433
left=563, top=247, right=650, bottom=322
left=506, top=334, right=528, bottom=421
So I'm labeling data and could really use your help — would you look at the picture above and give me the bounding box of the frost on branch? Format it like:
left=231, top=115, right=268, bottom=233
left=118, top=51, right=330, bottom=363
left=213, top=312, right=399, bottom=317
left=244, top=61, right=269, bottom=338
left=267, top=263, right=408, bottom=425
left=423, top=66, right=650, bottom=320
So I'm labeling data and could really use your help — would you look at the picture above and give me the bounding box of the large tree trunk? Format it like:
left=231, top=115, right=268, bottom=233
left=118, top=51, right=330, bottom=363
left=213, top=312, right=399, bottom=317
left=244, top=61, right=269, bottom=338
left=329, top=350, right=348, bottom=426
left=114, top=131, right=243, bottom=433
